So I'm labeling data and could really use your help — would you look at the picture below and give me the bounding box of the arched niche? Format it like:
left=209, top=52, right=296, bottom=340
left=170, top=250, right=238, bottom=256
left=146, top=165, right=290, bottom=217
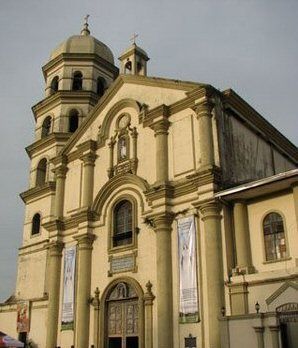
left=97, top=99, right=141, bottom=147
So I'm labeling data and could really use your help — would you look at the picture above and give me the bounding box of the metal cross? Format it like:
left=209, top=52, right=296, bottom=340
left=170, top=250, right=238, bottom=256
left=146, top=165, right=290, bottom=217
left=130, top=33, right=139, bottom=44
left=84, top=14, right=90, bottom=25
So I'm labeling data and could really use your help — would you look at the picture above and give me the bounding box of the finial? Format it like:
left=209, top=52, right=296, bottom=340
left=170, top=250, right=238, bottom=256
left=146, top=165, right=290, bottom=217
left=130, top=33, right=139, bottom=45
left=81, top=14, right=90, bottom=36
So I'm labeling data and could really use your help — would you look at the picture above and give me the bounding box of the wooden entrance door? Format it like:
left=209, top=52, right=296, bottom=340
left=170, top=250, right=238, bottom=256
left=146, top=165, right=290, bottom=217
left=106, top=282, right=139, bottom=348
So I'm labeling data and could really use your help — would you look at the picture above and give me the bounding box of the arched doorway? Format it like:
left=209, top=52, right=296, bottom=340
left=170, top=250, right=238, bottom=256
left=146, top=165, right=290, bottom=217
left=276, top=303, right=298, bottom=348
left=102, top=279, right=144, bottom=348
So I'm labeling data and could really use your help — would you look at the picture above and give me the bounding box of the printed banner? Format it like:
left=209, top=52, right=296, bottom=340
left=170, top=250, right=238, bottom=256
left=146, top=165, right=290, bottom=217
left=178, top=216, right=199, bottom=323
left=61, top=246, right=76, bottom=330
left=16, top=301, right=30, bottom=333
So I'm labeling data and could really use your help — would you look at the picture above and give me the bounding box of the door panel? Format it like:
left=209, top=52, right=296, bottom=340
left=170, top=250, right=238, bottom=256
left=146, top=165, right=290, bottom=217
left=107, top=300, right=139, bottom=348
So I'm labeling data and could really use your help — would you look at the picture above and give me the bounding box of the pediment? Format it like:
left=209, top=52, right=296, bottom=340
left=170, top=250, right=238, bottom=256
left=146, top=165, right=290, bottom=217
left=60, top=74, right=201, bottom=157
left=266, top=281, right=298, bottom=311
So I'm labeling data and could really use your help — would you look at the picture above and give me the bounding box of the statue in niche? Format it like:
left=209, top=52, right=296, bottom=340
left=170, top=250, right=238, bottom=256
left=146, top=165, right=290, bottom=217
left=118, top=135, right=128, bottom=161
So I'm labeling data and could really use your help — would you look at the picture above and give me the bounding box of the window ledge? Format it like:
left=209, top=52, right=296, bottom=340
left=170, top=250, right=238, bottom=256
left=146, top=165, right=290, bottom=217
left=263, top=256, right=291, bottom=265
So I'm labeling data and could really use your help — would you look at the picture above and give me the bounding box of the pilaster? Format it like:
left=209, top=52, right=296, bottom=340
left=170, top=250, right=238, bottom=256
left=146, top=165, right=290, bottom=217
left=80, top=152, right=96, bottom=207
left=199, top=201, right=224, bottom=348
left=253, top=326, right=265, bottom=348
left=45, top=241, right=64, bottom=348
left=53, top=157, right=68, bottom=219
left=292, top=182, right=298, bottom=228
left=144, top=281, right=155, bottom=348
left=150, top=118, right=170, bottom=184
left=91, top=287, right=100, bottom=348
left=74, top=233, right=96, bottom=348
left=193, top=97, right=215, bottom=170
left=229, top=282, right=249, bottom=315
left=269, top=325, right=280, bottom=348
left=233, top=201, right=254, bottom=274
left=153, top=213, right=174, bottom=348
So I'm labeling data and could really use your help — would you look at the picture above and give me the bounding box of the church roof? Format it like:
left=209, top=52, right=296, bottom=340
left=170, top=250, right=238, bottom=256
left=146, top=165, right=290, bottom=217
left=49, top=19, right=114, bottom=64
left=50, top=35, right=114, bottom=64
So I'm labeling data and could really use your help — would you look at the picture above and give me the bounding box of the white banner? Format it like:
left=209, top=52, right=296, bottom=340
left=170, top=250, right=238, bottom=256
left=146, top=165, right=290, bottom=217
left=61, top=246, right=76, bottom=330
left=178, top=215, right=199, bottom=323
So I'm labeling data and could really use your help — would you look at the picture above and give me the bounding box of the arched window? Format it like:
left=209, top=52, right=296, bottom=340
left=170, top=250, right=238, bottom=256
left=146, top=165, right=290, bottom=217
left=31, top=213, right=41, bottom=235
left=113, top=200, right=133, bottom=247
left=124, top=61, right=132, bottom=74
left=97, top=77, right=106, bottom=97
left=72, top=71, right=83, bottom=91
left=41, top=116, right=52, bottom=138
left=68, top=109, right=79, bottom=133
left=50, top=76, right=59, bottom=94
left=36, top=158, right=47, bottom=186
left=263, top=212, right=286, bottom=261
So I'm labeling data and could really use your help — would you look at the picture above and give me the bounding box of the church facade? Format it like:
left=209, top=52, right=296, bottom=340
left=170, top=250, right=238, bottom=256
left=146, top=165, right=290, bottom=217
left=0, top=21, right=298, bottom=348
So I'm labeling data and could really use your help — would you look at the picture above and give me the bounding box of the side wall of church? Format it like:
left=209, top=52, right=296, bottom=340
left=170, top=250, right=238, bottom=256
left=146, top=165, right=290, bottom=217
left=217, top=111, right=296, bottom=186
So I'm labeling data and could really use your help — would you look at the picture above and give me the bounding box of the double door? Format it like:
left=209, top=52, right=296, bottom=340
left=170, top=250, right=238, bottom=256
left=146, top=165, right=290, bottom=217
left=107, top=299, right=139, bottom=348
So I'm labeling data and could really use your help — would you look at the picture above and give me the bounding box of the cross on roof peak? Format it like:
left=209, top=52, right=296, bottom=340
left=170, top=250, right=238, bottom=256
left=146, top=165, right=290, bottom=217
left=130, top=33, right=139, bottom=45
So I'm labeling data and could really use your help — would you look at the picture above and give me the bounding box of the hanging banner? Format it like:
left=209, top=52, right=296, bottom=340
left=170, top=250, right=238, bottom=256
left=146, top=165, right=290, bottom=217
left=61, top=246, right=76, bottom=330
left=16, top=301, right=30, bottom=333
left=177, top=215, right=199, bottom=323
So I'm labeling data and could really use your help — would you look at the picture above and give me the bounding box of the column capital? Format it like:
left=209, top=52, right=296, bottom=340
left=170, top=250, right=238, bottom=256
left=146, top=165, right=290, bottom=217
left=80, top=152, right=97, bottom=166
left=144, top=281, right=155, bottom=305
left=253, top=326, right=265, bottom=333
left=74, top=233, right=96, bottom=250
left=269, top=325, right=280, bottom=332
left=150, top=118, right=170, bottom=135
left=54, top=164, right=68, bottom=179
left=192, top=97, right=215, bottom=119
left=46, top=241, right=64, bottom=256
left=152, top=212, right=175, bottom=230
left=198, top=201, right=222, bottom=221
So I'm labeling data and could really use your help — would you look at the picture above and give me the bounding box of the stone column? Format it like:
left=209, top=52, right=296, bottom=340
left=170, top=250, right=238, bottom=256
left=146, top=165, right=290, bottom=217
left=199, top=201, right=224, bottom=348
left=151, top=119, right=170, bottom=183
left=81, top=152, right=96, bottom=208
left=74, top=234, right=95, bottom=348
left=233, top=201, right=253, bottom=273
left=107, top=137, right=116, bottom=178
left=253, top=326, right=265, bottom=348
left=193, top=98, right=215, bottom=170
left=269, top=325, right=280, bottom=348
left=131, top=127, right=138, bottom=174
left=54, top=162, right=68, bottom=219
left=153, top=213, right=173, bottom=348
left=91, top=287, right=100, bottom=348
left=45, top=241, right=64, bottom=348
left=144, top=281, right=155, bottom=348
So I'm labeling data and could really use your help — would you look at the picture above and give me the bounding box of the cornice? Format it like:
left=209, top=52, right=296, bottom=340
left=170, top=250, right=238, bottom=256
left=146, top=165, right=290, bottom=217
left=42, top=52, right=119, bottom=78
left=32, top=90, right=100, bottom=119
left=145, top=182, right=175, bottom=201
left=20, top=181, right=56, bottom=203
left=43, top=219, right=65, bottom=233
left=26, top=133, right=71, bottom=159
left=187, top=165, right=222, bottom=188
left=222, top=89, right=298, bottom=163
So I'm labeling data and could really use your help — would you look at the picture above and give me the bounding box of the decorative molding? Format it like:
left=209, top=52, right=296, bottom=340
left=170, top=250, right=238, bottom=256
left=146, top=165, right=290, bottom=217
left=266, top=281, right=298, bottom=305
left=26, top=133, right=71, bottom=159
left=20, top=181, right=56, bottom=203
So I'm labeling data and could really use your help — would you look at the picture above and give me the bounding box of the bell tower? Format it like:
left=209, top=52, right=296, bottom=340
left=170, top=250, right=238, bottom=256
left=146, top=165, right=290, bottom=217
left=27, top=19, right=118, bottom=190
left=119, top=36, right=149, bottom=76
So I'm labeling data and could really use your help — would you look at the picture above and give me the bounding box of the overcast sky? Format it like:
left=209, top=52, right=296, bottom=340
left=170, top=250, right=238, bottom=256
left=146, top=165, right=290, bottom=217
left=0, top=0, right=297, bottom=301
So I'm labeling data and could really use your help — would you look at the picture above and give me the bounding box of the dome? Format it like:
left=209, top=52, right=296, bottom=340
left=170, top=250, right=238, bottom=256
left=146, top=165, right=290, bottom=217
left=50, top=33, right=114, bottom=64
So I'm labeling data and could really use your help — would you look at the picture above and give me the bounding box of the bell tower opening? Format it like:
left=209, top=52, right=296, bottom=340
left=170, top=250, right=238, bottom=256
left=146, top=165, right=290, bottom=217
left=119, top=36, right=149, bottom=77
